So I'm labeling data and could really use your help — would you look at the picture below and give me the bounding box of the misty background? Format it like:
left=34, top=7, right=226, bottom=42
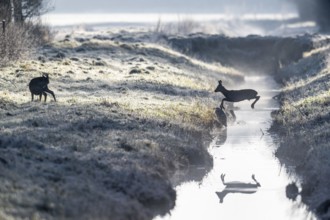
left=52, top=0, right=293, bottom=14
left=46, top=0, right=330, bottom=32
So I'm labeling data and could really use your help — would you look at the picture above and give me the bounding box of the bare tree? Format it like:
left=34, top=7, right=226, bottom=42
left=21, top=0, right=53, bottom=21
left=13, top=0, right=23, bottom=22
left=0, top=0, right=52, bottom=23
left=0, top=0, right=53, bottom=66
left=0, top=0, right=12, bottom=22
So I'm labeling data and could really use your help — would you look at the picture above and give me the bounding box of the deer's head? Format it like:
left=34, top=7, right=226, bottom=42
left=214, top=80, right=224, bottom=92
left=42, top=73, right=50, bottom=83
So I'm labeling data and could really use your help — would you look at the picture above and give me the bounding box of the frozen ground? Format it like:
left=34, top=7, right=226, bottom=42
left=1, top=21, right=328, bottom=219
left=149, top=31, right=330, bottom=219
left=271, top=34, right=330, bottom=220
left=0, top=27, right=241, bottom=219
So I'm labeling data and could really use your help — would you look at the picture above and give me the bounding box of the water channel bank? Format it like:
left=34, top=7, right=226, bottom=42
left=155, top=76, right=315, bottom=220
left=271, top=37, right=330, bottom=220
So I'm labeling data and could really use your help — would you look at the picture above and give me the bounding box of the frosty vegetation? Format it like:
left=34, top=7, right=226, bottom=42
left=161, top=32, right=330, bottom=219
left=271, top=35, right=330, bottom=219
left=0, top=27, right=241, bottom=219
left=1, top=2, right=329, bottom=217
left=0, top=0, right=52, bottom=66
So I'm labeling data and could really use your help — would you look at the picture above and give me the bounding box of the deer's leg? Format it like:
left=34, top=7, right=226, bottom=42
left=230, top=110, right=236, bottom=121
left=251, top=96, right=260, bottom=109
left=220, top=98, right=229, bottom=110
left=252, top=178, right=258, bottom=185
left=45, top=88, right=56, bottom=102
left=31, top=93, right=34, bottom=101
left=43, top=92, right=47, bottom=102
left=39, top=94, right=42, bottom=101
left=221, top=174, right=226, bottom=185
left=216, top=191, right=228, bottom=203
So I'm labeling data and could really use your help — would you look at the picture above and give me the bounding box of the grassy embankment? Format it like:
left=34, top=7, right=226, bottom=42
left=271, top=37, right=330, bottom=218
left=0, top=29, right=242, bottom=220
left=167, top=32, right=330, bottom=217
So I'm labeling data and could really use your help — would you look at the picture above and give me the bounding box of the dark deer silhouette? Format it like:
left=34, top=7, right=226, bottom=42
left=214, top=128, right=227, bottom=146
left=285, top=182, right=299, bottom=201
left=216, top=174, right=261, bottom=203
left=214, top=80, right=260, bottom=110
left=29, top=73, right=56, bottom=102
left=215, top=107, right=227, bottom=127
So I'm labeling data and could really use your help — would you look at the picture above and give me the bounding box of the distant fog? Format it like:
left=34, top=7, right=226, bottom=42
left=50, top=0, right=330, bottom=32
left=291, top=0, right=330, bottom=31
left=52, top=0, right=295, bottom=14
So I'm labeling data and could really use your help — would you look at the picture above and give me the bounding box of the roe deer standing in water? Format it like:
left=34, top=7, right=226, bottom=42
left=215, top=80, right=260, bottom=110
left=29, top=73, right=56, bottom=102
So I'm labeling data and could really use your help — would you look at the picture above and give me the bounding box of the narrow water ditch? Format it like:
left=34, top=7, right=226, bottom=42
left=155, top=76, right=316, bottom=220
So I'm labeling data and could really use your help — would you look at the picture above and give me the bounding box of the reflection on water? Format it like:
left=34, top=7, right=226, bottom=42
left=216, top=174, right=261, bottom=203
left=213, top=128, right=227, bottom=147
left=155, top=76, right=316, bottom=220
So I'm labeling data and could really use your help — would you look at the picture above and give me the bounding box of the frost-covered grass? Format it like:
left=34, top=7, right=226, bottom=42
left=0, top=28, right=241, bottom=219
left=271, top=42, right=330, bottom=218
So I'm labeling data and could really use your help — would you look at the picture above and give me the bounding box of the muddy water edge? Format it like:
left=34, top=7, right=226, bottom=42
left=155, top=76, right=316, bottom=220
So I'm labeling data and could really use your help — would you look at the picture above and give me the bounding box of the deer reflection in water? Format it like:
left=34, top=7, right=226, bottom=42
left=216, top=174, right=261, bottom=203
left=215, top=106, right=236, bottom=128
left=214, top=128, right=227, bottom=147
left=213, top=107, right=236, bottom=147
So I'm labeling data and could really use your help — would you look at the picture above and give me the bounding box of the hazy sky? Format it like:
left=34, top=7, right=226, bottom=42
left=51, top=0, right=293, bottom=14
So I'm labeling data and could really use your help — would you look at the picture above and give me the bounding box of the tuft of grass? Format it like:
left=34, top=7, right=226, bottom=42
left=132, top=98, right=217, bottom=129
left=297, top=90, right=330, bottom=106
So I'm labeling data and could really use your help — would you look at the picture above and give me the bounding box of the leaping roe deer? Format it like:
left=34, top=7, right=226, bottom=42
left=215, top=80, right=260, bottom=110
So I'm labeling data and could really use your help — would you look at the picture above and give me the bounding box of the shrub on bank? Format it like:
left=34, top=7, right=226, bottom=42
left=0, top=22, right=51, bottom=66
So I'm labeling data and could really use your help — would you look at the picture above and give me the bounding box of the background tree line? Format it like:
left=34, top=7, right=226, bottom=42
left=0, top=0, right=52, bottom=66
left=0, top=0, right=51, bottom=23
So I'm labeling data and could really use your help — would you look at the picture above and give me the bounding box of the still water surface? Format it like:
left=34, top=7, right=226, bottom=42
left=155, top=76, right=316, bottom=220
